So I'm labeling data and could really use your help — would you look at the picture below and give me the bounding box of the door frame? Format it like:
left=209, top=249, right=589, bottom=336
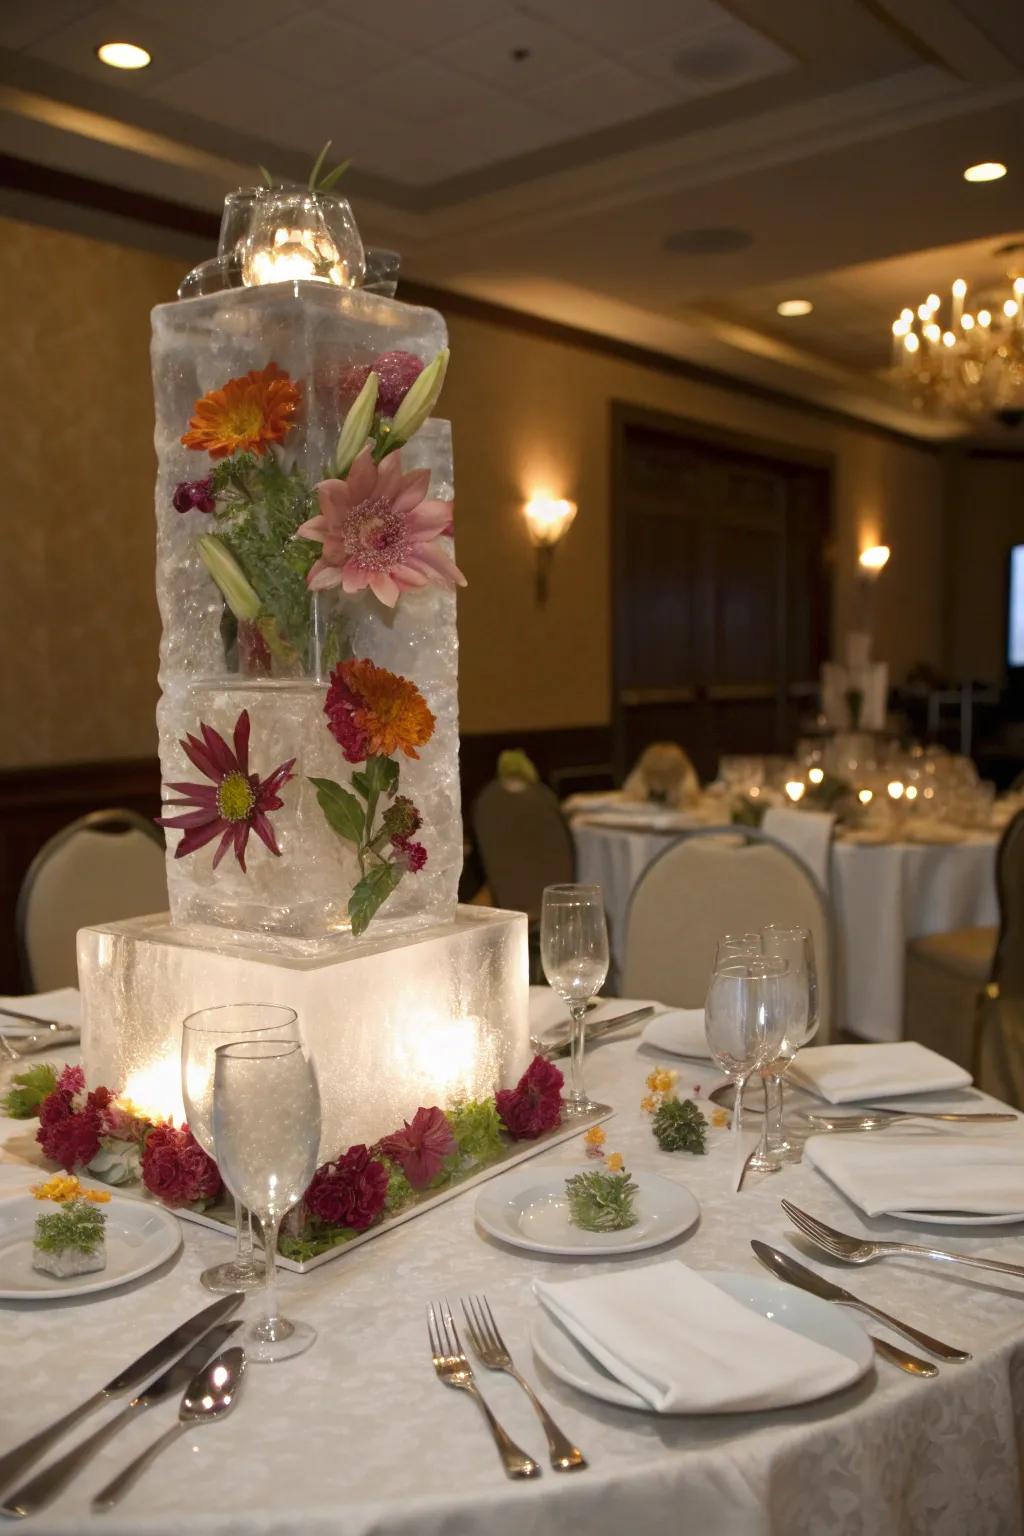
left=610, top=402, right=836, bottom=781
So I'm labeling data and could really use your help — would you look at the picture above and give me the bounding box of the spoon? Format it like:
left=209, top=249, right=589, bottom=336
left=91, top=1348, right=244, bottom=1512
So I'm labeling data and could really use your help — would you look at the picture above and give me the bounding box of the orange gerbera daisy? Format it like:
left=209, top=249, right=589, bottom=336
left=181, top=361, right=300, bottom=459
left=325, top=658, right=435, bottom=763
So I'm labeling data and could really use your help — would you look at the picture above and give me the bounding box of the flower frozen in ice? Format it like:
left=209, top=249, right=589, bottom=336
left=157, top=709, right=295, bottom=872
left=324, top=658, right=435, bottom=764
left=298, top=445, right=464, bottom=608
left=181, top=361, right=300, bottom=459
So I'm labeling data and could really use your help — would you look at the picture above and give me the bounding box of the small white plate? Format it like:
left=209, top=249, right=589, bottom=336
left=890, top=1208, right=1024, bottom=1227
left=532, top=1270, right=874, bottom=1413
left=475, top=1164, right=699, bottom=1257
left=0, top=1195, right=182, bottom=1300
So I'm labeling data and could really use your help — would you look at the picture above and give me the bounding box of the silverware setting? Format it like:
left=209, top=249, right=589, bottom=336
left=460, top=1294, right=585, bottom=1471
left=0, top=1005, right=79, bottom=1033
left=805, top=1105, right=1017, bottom=1131
left=782, top=1199, right=1024, bottom=1282
left=0, top=1323, right=241, bottom=1518
left=751, top=1240, right=971, bottom=1363
left=92, top=1347, right=245, bottom=1512
left=427, top=1299, right=541, bottom=1479
left=0, top=1292, right=243, bottom=1498
left=532, top=1005, right=655, bottom=1060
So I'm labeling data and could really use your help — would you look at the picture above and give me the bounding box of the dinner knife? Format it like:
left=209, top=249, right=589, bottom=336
left=0, top=1006, right=78, bottom=1033
left=750, top=1241, right=970, bottom=1362
left=0, top=1292, right=243, bottom=1495
left=0, top=1321, right=242, bottom=1518
left=538, top=1006, right=656, bottom=1058
left=859, top=1105, right=1017, bottom=1123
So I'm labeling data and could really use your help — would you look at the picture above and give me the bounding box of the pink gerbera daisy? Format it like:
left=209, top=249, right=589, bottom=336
left=156, top=709, right=294, bottom=873
left=297, top=445, right=465, bottom=608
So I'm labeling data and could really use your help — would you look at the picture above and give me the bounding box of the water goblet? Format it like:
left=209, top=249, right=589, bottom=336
left=705, top=958, right=789, bottom=1164
left=213, top=1039, right=321, bottom=1364
left=759, top=927, right=819, bottom=1162
left=714, top=932, right=762, bottom=968
left=182, top=1003, right=299, bottom=1294
left=540, top=884, right=609, bottom=1116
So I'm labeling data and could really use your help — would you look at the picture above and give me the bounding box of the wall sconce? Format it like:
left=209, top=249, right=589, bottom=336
left=523, top=496, right=577, bottom=603
left=858, top=544, right=890, bottom=578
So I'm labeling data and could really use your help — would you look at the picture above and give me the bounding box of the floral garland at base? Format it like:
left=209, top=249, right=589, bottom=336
left=2, top=1056, right=565, bottom=1256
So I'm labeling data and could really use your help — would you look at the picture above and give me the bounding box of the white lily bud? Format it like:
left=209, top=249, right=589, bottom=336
left=389, top=346, right=450, bottom=449
left=336, top=370, right=379, bottom=476
left=197, top=534, right=261, bottom=621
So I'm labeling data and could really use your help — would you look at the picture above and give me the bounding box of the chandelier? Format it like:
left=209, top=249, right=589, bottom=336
left=890, top=270, right=1024, bottom=424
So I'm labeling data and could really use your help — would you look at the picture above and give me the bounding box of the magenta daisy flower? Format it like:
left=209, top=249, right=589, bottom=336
left=297, top=444, right=465, bottom=608
left=157, top=710, right=294, bottom=873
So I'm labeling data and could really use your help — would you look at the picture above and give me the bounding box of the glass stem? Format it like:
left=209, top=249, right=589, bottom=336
left=734, top=1072, right=750, bottom=1141
left=568, top=1002, right=588, bottom=1104
left=260, top=1215, right=281, bottom=1338
left=766, top=1073, right=785, bottom=1149
left=234, top=1199, right=254, bottom=1268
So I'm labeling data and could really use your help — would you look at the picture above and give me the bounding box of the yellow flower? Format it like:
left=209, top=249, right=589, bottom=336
left=640, top=1094, right=656, bottom=1114
left=645, top=1067, right=678, bottom=1097
left=711, top=1109, right=729, bottom=1128
left=30, top=1174, right=110, bottom=1204
left=606, top=1152, right=625, bottom=1173
left=583, top=1126, right=606, bottom=1149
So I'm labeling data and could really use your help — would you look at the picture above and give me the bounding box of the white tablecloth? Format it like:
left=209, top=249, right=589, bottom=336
left=2, top=1038, right=1023, bottom=1535
left=573, top=824, right=999, bottom=1041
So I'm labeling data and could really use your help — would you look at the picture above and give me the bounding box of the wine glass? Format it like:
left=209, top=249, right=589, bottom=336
left=182, top=1003, right=299, bottom=1293
left=213, top=1039, right=321, bottom=1364
left=760, top=927, right=820, bottom=1162
left=705, top=958, right=789, bottom=1161
left=714, top=932, right=762, bottom=968
left=540, top=884, right=609, bottom=1116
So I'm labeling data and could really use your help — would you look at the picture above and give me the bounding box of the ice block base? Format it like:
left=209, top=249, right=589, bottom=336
left=78, top=906, right=530, bottom=1157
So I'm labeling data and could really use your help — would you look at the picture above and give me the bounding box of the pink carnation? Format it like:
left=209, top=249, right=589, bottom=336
left=37, top=1079, right=114, bottom=1171
left=142, top=1124, right=221, bottom=1208
left=496, top=1056, right=564, bottom=1141
left=379, top=1106, right=455, bottom=1188
left=305, top=1145, right=389, bottom=1231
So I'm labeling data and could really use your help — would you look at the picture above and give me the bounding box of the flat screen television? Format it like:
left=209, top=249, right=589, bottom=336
left=1009, top=544, right=1024, bottom=669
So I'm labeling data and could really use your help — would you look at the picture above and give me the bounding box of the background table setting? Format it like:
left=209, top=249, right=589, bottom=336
left=2, top=967, right=1024, bottom=1535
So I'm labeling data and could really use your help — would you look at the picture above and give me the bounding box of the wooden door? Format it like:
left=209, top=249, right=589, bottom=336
left=612, top=407, right=832, bottom=782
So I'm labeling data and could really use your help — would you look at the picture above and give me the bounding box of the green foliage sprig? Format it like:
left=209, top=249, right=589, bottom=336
left=258, top=140, right=351, bottom=195
left=2, top=1063, right=58, bottom=1118
left=34, top=1198, right=105, bottom=1256
left=565, top=1169, right=638, bottom=1232
left=446, top=1098, right=505, bottom=1165
left=652, top=1098, right=708, bottom=1154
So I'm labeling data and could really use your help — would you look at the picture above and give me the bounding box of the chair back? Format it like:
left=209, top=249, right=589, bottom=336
left=471, top=778, right=575, bottom=920
left=17, top=810, right=167, bottom=990
left=622, top=825, right=835, bottom=1040
left=991, top=808, right=1024, bottom=1000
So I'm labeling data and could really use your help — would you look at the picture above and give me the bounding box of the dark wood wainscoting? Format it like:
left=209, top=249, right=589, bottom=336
left=0, top=728, right=611, bottom=991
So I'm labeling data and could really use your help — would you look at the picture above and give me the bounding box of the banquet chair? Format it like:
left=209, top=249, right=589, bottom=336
left=622, top=825, right=835, bottom=1041
left=471, top=777, right=575, bottom=981
left=16, top=810, right=167, bottom=990
left=904, top=808, right=1024, bottom=1075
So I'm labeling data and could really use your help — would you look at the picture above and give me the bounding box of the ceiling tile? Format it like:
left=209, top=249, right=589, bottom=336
left=230, top=10, right=390, bottom=91
left=406, top=95, right=574, bottom=177
left=317, top=0, right=507, bottom=51
left=355, top=57, right=501, bottom=123
left=623, top=17, right=794, bottom=92
left=518, top=0, right=728, bottom=51
left=23, top=2, right=205, bottom=87
left=525, top=61, right=677, bottom=130
left=0, top=0, right=95, bottom=51
left=147, top=54, right=311, bottom=138
left=439, top=13, right=603, bottom=90
left=120, top=0, right=293, bottom=48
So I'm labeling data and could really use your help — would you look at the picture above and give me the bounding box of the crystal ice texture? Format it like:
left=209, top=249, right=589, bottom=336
left=79, top=910, right=531, bottom=1156
left=152, top=282, right=458, bottom=944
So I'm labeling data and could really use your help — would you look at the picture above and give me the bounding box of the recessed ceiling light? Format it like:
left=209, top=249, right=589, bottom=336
left=963, top=161, right=1006, bottom=183
left=96, top=41, right=151, bottom=70
left=777, top=298, right=813, bottom=317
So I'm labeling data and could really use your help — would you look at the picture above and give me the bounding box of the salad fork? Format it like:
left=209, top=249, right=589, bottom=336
left=461, top=1295, right=585, bottom=1471
left=427, top=1300, right=540, bottom=1479
left=782, top=1199, right=1024, bottom=1281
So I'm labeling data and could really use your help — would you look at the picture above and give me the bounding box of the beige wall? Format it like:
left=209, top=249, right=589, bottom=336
left=0, top=214, right=958, bottom=767
left=949, top=455, right=1024, bottom=682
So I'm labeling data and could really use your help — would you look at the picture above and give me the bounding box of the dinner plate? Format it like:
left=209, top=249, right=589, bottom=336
left=0, top=1194, right=182, bottom=1300
left=475, top=1164, right=699, bottom=1257
left=531, top=1270, right=874, bottom=1412
left=889, top=1208, right=1024, bottom=1227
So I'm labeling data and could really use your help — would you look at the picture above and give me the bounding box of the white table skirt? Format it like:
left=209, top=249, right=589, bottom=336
left=2, top=1038, right=1023, bottom=1536
left=573, top=824, right=999, bottom=1042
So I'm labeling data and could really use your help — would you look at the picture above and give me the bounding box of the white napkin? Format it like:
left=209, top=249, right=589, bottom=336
left=789, top=1042, right=971, bottom=1104
left=534, top=1262, right=861, bottom=1413
left=641, top=1008, right=712, bottom=1060
left=804, top=1131, right=1024, bottom=1217
left=0, top=988, right=81, bottom=1037
left=529, top=988, right=653, bottom=1039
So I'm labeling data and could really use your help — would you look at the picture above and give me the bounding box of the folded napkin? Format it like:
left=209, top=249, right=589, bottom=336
left=641, top=1008, right=711, bottom=1060
left=789, top=1042, right=971, bottom=1104
left=804, top=1131, right=1024, bottom=1217
left=0, top=987, right=81, bottom=1036
left=529, top=988, right=654, bottom=1039
left=534, top=1262, right=861, bottom=1413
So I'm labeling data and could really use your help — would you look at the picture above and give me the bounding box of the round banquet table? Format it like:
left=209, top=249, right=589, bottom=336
left=572, top=822, right=999, bottom=1042
left=2, top=1036, right=1024, bottom=1536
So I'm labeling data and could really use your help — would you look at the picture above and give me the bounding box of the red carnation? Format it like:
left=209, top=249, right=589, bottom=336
left=379, top=1106, right=455, bottom=1189
left=37, top=1081, right=115, bottom=1172
left=142, top=1124, right=221, bottom=1208
left=496, top=1055, right=564, bottom=1141
left=305, top=1144, right=388, bottom=1231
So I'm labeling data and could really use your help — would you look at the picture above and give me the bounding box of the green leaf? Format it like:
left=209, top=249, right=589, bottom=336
left=308, top=139, right=332, bottom=191
left=258, top=163, right=275, bottom=188
left=349, top=862, right=402, bottom=936
left=364, top=756, right=399, bottom=799
left=351, top=770, right=370, bottom=799
left=317, top=158, right=351, bottom=191
left=309, top=778, right=365, bottom=844
left=1, top=1063, right=58, bottom=1118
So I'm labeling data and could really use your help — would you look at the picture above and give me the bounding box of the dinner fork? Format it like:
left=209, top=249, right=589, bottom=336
left=427, top=1300, right=540, bottom=1479
left=782, top=1199, right=1024, bottom=1282
left=461, top=1295, right=586, bottom=1471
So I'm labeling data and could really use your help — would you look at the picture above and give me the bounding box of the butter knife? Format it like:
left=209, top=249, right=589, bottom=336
left=0, top=1006, right=79, bottom=1033
left=0, top=1293, right=243, bottom=1496
left=0, top=1322, right=242, bottom=1518
left=750, top=1241, right=970, bottom=1362
left=537, top=1006, right=655, bottom=1058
